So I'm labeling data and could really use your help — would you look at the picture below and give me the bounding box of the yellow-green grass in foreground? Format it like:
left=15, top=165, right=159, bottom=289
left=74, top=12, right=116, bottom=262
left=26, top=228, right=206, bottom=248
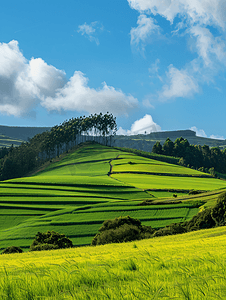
left=1, top=226, right=226, bottom=299
left=111, top=173, right=226, bottom=190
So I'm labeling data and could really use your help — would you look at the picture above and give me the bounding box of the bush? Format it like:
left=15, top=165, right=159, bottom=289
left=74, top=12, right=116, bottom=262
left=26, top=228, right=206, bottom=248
left=211, top=191, right=226, bottom=226
left=30, top=230, right=73, bottom=251
left=91, top=216, right=154, bottom=246
left=153, top=223, right=186, bottom=237
left=2, top=246, right=23, bottom=254
left=98, top=216, right=142, bottom=232
left=185, top=208, right=215, bottom=231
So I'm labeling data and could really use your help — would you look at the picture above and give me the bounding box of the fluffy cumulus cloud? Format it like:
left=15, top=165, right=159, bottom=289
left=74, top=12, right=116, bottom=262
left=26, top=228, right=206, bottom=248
left=128, top=0, right=226, bottom=101
left=117, top=114, right=161, bottom=135
left=0, top=40, right=138, bottom=117
left=160, top=65, right=199, bottom=100
left=42, top=71, right=138, bottom=115
left=78, top=21, right=104, bottom=45
left=0, top=40, right=66, bottom=116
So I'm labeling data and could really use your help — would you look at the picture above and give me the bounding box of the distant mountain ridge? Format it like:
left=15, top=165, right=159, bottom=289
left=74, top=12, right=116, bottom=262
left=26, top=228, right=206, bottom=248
left=114, top=129, right=226, bottom=152
left=0, top=125, right=51, bottom=142
left=0, top=125, right=225, bottom=151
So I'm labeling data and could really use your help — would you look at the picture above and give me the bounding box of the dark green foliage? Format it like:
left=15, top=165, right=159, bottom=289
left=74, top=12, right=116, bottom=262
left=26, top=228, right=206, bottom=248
left=30, top=230, right=73, bottom=251
left=153, top=223, right=186, bottom=237
left=92, top=224, right=141, bottom=245
left=185, top=209, right=215, bottom=231
left=91, top=216, right=154, bottom=246
left=0, top=147, right=9, bottom=159
left=2, top=246, right=23, bottom=254
left=98, top=215, right=142, bottom=232
left=152, top=137, right=226, bottom=174
left=152, top=141, right=162, bottom=154
left=162, top=138, right=174, bottom=156
left=211, top=191, right=226, bottom=226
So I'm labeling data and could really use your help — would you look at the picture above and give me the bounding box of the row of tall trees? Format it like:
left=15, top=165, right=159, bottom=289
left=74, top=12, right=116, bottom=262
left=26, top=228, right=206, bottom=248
left=0, top=113, right=117, bottom=180
left=152, top=137, right=226, bottom=174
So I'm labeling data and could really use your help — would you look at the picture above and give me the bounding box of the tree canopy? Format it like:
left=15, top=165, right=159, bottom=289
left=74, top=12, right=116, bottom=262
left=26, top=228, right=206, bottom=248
left=152, top=137, right=226, bottom=174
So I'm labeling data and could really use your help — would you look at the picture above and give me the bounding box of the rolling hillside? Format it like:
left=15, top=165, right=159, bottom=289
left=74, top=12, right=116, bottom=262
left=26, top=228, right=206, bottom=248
left=0, top=142, right=226, bottom=251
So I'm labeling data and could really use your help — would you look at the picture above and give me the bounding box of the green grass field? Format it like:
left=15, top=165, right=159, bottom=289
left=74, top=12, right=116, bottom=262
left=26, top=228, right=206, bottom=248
left=1, top=226, right=226, bottom=299
left=0, top=142, right=226, bottom=250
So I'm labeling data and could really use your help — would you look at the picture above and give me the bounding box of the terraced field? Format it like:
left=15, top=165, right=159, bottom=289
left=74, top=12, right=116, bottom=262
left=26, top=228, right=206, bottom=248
left=0, top=142, right=225, bottom=250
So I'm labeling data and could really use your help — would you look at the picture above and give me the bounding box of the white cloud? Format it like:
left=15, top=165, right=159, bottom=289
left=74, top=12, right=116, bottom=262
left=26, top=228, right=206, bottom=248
left=210, top=134, right=225, bottom=140
left=189, top=26, right=226, bottom=66
left=0, top=40, right=138, bottom=117
left=78, top=21, right=104, bottom=45
left=128, top=0, right=226, bottom=102
left=190, top=126, right=207, bottom=138
left=117, top=114, right=161, bottom=135
left=191, top=126, right=225, bottom=140
left=160, top=65, right=199, bottom=100
left=127, top=0, right=226, bottom=29
left=42, top=71, right=138, bottom=115
left=0, top=40, right=66, bottom=116
left=130, top=14, right=160, bottom=52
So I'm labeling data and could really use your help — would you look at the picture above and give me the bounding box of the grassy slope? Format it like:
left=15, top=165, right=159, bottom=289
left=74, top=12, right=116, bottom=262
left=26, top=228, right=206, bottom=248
left=1, top=226, right=226, bottom=299
left=0, top=142, right=226, bottom=250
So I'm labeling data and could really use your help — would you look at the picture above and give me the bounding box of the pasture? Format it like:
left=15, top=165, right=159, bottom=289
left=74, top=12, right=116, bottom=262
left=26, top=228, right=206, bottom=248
left=0, top=226, right=226, bottom=299
left=0, top=142, right=226, bottom=250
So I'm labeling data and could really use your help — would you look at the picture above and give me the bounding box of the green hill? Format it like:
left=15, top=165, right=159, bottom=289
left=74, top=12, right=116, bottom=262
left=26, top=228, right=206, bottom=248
left=0, top=142, right=225, bottom=250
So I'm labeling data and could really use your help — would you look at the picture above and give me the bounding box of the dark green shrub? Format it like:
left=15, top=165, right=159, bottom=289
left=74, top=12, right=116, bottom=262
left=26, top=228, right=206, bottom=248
left=211, top=191, right=226, bottom=226
left=98, top=216, right=142, bottom=232
left=185, top=208, right=215, bottom=231
left=153, top=223, right=186, bottom=237
left=30, top=230, right=73, bottom=251
left=92, top=224, right=141, bottom=245
left=2, top=246, right=23, bottom=254
left=91, top=216, right=154, bottom=246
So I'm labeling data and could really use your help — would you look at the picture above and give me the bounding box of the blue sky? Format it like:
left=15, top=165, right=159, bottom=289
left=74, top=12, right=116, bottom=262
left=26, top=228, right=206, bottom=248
left=1, top=0, right=226, bottom=139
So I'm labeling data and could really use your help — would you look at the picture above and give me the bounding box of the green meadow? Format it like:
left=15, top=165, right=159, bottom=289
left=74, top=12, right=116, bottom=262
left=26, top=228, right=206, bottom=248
left=0, top=142, right=226, bottom=251
left=1, top=226, right=226, bottom=299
